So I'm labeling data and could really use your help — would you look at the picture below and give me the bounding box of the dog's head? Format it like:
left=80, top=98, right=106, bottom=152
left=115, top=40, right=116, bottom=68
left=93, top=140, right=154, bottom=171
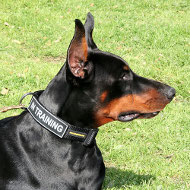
left=64, top=13, right=175, bottom=128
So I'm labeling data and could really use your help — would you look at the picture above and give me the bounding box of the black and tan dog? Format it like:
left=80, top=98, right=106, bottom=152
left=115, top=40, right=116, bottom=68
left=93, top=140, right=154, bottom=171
left=0, top=13, right=175, bottom=190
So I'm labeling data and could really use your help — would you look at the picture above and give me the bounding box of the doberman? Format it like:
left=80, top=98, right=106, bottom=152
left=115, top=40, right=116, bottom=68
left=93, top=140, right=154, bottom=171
left=0, top=13, right=175, bottom=190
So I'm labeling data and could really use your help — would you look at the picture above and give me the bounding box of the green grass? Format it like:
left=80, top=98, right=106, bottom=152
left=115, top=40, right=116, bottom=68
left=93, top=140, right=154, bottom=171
left=0, top=0, right=190, bottom=189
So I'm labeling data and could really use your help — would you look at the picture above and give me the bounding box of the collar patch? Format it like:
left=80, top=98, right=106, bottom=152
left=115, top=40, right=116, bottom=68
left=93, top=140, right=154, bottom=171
left=28, top=96, right=68, bottom=138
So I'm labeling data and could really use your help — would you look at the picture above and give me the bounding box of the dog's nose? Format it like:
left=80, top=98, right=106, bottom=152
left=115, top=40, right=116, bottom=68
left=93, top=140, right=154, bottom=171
left=166, top=87, right=176, bottom=101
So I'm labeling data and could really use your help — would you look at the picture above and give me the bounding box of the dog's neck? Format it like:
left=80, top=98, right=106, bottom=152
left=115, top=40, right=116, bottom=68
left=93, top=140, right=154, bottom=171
left=38, top=64, right=70, bottom=115
left=38, top=64, right=96, bottom=129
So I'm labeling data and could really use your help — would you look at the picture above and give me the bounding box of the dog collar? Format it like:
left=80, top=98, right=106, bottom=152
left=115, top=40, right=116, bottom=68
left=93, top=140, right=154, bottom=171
left=20, top=91, right=98, bottom=146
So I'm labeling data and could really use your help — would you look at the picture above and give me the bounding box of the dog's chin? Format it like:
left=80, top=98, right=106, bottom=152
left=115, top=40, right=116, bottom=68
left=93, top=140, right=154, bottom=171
left=118, top=111, right=160, bottom=122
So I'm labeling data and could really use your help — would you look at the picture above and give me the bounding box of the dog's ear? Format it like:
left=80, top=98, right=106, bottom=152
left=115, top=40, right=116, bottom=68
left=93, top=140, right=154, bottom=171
left=67, top=19, right=88, bottom=79
left=84, top=12, right=98, bottom=49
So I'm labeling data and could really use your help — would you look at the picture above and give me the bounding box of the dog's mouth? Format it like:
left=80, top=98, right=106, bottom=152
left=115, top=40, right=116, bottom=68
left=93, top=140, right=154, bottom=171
left=118, top=111, right=160, bottom=122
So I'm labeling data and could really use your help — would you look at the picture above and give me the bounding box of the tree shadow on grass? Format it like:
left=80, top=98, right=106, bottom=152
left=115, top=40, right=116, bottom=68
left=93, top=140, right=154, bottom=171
left=103, top=167, right=156, bottom=189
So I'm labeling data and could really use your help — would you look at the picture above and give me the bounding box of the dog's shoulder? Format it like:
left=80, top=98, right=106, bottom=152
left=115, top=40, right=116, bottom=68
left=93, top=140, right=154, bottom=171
left=0, top=116, right=17, bottom=127
left=0, top=111, right=27, bottom=130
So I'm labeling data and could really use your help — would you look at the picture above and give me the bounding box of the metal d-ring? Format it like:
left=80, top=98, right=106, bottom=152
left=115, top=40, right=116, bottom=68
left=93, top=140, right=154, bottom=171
left=19, top=92, right=34, bottom=109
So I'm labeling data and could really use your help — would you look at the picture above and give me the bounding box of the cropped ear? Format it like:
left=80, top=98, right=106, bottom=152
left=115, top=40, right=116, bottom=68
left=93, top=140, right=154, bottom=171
left=84, top=12, right=98, bottom=49
left=67, top=19, right=88, bottom=79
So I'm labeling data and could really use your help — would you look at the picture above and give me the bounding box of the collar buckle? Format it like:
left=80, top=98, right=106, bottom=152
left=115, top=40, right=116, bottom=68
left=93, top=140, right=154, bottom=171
left=83, top=129, right=98, bottom=146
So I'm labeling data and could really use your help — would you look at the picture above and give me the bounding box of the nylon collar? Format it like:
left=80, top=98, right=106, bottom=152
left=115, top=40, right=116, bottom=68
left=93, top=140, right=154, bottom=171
left=21, top=91, right=98, bottom=146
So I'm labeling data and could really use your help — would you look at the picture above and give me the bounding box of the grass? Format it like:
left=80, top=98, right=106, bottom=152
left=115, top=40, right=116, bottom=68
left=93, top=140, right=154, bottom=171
left=0, top=0, right=190, bottom=189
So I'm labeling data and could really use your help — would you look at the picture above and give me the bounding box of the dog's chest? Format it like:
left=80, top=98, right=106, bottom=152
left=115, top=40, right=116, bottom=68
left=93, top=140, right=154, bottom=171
left=0, top=120, right=104, bottom=189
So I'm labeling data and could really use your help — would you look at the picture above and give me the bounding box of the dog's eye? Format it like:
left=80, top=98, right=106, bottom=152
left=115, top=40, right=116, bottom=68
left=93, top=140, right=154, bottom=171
left=120, top=71, right=130, bottom=81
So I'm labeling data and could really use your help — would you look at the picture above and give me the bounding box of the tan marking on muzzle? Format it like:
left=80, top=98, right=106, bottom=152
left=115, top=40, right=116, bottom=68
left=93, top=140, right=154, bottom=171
left=95, top=88, right=169, bottom=127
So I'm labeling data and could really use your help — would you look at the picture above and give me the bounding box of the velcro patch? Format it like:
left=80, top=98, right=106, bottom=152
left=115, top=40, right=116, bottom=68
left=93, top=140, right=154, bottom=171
left=27, top=96, right=69, bottom=138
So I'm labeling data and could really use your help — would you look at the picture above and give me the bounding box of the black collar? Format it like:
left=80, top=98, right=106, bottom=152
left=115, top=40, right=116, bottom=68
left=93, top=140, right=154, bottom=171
left=21, top=91, right=98, bottom=146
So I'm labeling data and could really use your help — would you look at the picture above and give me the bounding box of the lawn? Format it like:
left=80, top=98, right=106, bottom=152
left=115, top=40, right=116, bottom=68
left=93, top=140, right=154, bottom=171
left=0, top=0, right=190, bottom=189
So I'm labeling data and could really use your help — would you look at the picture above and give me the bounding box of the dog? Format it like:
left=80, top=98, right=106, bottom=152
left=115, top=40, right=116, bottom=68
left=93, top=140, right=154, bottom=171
left=0, top=13, right=175, bottom=190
